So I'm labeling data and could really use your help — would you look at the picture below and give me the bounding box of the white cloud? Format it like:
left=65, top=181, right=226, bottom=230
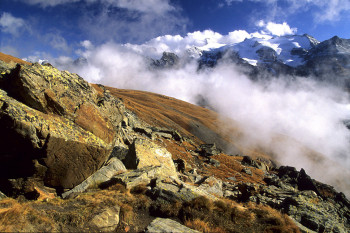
left=19, top=0, right=80, bottom=7
left=76, top=0, right=187, bottom=44
left=0, top=12, right=27, bottom=36
left=312, top=0, right=350, bottom=22
left=124, top=29, right=252, bottom=58
left=257, top=21, right=297, bottom=36
left=19, top=0, right=185, bottom=42
left=110, top=0, right=175, bottom=15
left=222, top=0, right=350, bottom=23
left=20, top=0, right=175, bottom=15
left=80, top=40, right=93, bottom=50
left=45, top=33, right=70, bottom=52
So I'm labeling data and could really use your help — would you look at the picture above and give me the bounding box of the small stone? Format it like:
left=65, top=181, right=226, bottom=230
left=242, top=168, right=252, bottom=176
left=207, top=158, right=220, bottom=167
left=227, top=177, right=237, bottom=182
left=90, top=206, right=120, bottom=231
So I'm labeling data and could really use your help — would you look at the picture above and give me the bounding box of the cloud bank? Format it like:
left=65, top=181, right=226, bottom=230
left=257, top=20, right=297, bottom=37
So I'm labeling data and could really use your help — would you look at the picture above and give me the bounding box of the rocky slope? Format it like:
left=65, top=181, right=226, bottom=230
left=0, top=54, right=349, bottom=232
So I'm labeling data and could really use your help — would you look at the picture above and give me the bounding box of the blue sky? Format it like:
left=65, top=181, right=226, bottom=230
left=1, top=0, right=350, bottom=60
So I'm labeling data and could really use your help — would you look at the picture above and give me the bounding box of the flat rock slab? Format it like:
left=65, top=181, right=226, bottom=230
left=62, top=158, right=126, bottom=198
left=145, top=218, right=200, bottom=233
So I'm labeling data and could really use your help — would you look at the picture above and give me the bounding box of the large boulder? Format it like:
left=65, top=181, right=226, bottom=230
left=123, top=138, right=178, bottom=179
left=0, top=63, right=124, bottom=195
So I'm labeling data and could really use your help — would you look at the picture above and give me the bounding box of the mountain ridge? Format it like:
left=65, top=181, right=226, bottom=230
left=147, top=34, right=350, bottom=87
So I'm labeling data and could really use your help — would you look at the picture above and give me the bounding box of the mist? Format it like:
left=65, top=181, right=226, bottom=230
left=55, top=41, right=350, bottom=196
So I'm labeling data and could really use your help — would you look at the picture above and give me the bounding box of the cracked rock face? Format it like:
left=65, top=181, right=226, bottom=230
left=0, top=63, right=124, bottom=195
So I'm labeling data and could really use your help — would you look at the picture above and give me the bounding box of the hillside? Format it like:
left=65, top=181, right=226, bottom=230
left=0, top=54, right=349, bottom=232
left=0, top=52, right=31, bottom=65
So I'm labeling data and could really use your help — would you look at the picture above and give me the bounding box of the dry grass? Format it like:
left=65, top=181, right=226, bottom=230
left=185, top=218, right=226, bottom=233
left=0, top=185, right=300, bottom=233
left=103, top=86, right=221, bottom=145
left=0, top=198, right=56, bottom=232
left=179, top=196, right=300, bottom=233
left=0, top=185, right=151, bottom=232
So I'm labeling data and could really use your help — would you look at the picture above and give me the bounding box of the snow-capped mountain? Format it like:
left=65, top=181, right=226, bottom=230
left=151, top=34, right=350, bottom=86
left=184, top=34, right=319, bottom=66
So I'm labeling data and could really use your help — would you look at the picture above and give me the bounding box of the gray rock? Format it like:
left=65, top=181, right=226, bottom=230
left=207, top=158, right=220, bottom=167
left=150, top=177, right=219, bottom=203
left=150, top=180, right=200, bottom=203
left=197, top=176, right=223, bottom=197
left=197, top=143, right=221, bottom=157
left=248, top=169, right=350, bottom=233
left=241, top=156, right=270, bottom=171
left=62, top=158, right=126, bottom=198
left=109, top=146, right=129, bottom=161
left=227, top=177, right=237, bottom=182
left=106, top=166, right=164, bottom=189
left=145, top=218, right=200, bottom=233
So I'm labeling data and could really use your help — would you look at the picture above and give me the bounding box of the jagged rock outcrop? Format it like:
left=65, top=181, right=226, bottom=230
left=222, top=165, right=350, bottom=233
left=151, top=52, right=180, bottom=69
left=0, top=62, right=124, bottom=195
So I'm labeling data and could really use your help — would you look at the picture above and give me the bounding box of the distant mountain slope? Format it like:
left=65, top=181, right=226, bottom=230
left=0, top=52, right=31, bottom=65
left=99, top=85, right=350, bottom=195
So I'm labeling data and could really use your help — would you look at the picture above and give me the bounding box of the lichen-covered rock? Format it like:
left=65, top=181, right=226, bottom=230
left=145, top=218, right=200, bottom=233
left=0, top=63, right=124, bottom=195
